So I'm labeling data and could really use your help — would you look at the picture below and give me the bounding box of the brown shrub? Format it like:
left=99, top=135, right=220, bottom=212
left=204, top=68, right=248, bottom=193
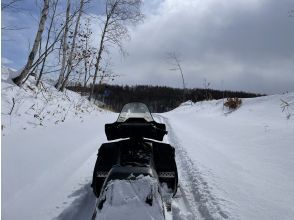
left=224, top=97, right=242, bottom=110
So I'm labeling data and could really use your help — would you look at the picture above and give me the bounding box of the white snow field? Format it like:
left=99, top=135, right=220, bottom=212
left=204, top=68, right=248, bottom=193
left=159, top=94, right=294, bottom=220
left=2, top=66, right=294, bottom=219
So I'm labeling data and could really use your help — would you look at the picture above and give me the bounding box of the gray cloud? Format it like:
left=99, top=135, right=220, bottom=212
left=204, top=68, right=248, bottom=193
left=2, top=0, right=294, bottom=94
left=108, top=0, right=294, bottom=94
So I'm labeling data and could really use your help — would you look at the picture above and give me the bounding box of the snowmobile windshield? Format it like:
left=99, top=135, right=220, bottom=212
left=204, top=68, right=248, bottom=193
left=117, top=103, right=154, bottom=123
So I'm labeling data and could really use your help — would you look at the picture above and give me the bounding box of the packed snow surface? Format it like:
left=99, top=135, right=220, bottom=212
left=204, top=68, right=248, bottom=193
left=2, top=66, right=294, bottom=220
left=1, top=67, right=116, bottom=220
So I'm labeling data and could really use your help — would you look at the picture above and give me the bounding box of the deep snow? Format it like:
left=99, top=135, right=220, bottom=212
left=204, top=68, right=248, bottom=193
left=2, top=66, right=294, bottom=220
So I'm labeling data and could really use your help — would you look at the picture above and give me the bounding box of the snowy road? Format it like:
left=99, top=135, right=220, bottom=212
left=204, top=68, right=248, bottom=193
left=3, top=93, right=294, bottom=220
left=156, top=115, right=228, bottom=220
left=56, top=114, right=228, bottom=220
left=2, top=113, right=201, bottom=220
left=54, top=114, right=210, bottom=220
left=54, top=115, right=205, bottom=220
left=2, top=114, right=115, bottom=220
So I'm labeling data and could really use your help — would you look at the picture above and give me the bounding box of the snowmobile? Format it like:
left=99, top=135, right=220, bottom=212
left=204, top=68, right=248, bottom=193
left=91, top=102, right=178, bottom=213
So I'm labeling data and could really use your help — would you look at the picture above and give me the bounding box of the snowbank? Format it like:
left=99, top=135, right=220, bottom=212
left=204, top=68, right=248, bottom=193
left=1, top=66, right=102, bottom=135
left=163, top=93, right=294, bottom=219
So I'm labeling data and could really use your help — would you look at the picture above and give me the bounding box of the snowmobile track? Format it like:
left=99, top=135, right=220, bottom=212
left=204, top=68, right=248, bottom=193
left=54, top=183, right=96, bottom=220
left=55, top=114, right=228, bottom=220
left=155, top=114, right=229, bottom=220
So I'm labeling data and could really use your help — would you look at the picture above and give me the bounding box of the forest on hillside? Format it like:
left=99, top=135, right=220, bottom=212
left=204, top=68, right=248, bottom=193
left=67, top=84, right=263, bottom=112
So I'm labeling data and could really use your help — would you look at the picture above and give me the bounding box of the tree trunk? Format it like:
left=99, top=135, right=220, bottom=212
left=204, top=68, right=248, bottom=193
left=83, top=22, right=89, bottom=89
left=55, top=0, right=71, bottom=90
left=178, top=63, right=186, bottom=102
left=37, top=0, right=59, bottom=86
left=83, top=62, right=88, bottom=88
left=88, top=17, right=110, bottom=101
left=12, top=0, right=49, bottom=86
left=60, top=0, right=84, bottom=91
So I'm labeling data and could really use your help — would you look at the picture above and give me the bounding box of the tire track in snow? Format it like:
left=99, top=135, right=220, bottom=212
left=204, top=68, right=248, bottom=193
left=54, top=183, right=96, bottom=220
left=54, top=114, right=227, bottom=220
left=155, top=114, right=229, bottom=220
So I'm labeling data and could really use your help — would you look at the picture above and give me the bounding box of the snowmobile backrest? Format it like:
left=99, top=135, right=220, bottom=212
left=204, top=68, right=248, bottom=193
left=96, top=143, right=119, bottom=170
left=105, top=120, right=167, bottom=141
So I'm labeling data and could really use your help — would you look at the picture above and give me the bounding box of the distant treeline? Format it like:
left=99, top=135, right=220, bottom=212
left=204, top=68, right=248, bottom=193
left=67, top=84, right=263, bottom=112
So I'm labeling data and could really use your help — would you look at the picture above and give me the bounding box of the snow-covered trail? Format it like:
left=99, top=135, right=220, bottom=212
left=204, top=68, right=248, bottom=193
left=3, top=93, right=294, bottom=220
left=156, top=114, right=228, bottom=220
left=2, top=114, right=116, bottom=220
left=2, top=113, right=203, bottom=220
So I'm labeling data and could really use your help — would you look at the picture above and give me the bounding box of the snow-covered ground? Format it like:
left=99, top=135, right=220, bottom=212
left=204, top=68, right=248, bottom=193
left=1, top=66, right=117, bottom=220
left=2, top=66, right=294, bottom=220
left=159, top=94, right=294, bottom=220
left=1, top=66, right=102, bottom=136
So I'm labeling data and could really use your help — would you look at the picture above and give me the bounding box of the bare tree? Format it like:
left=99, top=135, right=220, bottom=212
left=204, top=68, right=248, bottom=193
left=59, top=0, right=86, bottom=91
left=97, top=57, right=118, bottom=84
left=167, top=52, right=186, bottom=102
left=55, top=0, right=71, bottom=90
left=79, top=18, right=98, bottom=88
left=88, top=0, right=144, bottom=101
left=36, top=0, right=59, bottom=86
left=12, top=0, right=50, bottom=86
left=203, top=78, right=211, bottom=100
left=83, top=19, right=94, bottom=87
left=10, top=1, right=85, bottom=87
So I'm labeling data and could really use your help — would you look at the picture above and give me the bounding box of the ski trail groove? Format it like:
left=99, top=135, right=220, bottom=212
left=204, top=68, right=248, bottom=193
left=55, top=114, right=228, bottom=220
left=156, top=114, right=229, bottom=220
left=54, top=183, right=96, bottom=220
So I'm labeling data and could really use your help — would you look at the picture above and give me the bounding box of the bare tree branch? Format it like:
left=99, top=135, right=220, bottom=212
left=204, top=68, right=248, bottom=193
left=89, top=0, right=144, bottom=100
left=1, top=0, right=22, bottom=11
left=37, top=0, right=59, bottom=86
left=167, top=51, right=186, bottom=102
left=59, top=0, right=86, bottom=91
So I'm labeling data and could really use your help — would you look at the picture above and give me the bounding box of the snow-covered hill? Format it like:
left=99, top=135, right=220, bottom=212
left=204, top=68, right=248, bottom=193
left=160, top=93, right=294, bottom=219
left=2, top=66, right=294, bottom=220
left=1, top=66, right=102, bottom=135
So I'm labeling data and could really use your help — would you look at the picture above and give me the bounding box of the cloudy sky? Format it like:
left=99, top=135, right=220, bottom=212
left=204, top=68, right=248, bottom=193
left=2, top=0, right=294, bottom=94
